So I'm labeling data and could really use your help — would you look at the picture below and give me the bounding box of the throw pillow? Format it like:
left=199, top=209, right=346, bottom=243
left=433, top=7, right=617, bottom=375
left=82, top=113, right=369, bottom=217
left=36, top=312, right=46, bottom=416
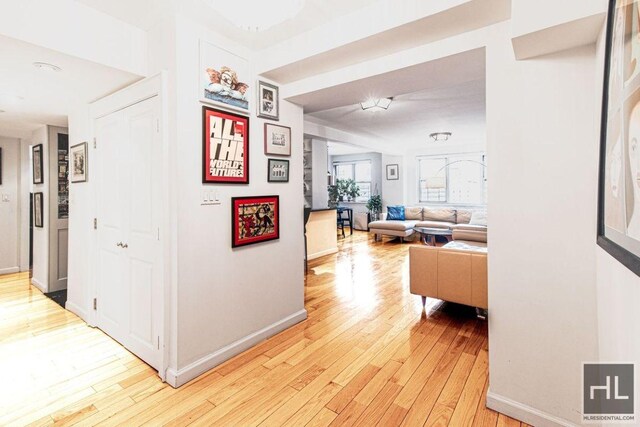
left=469, top=210, right=487, bottom=226
left=387, top=205, right=405, bottom=221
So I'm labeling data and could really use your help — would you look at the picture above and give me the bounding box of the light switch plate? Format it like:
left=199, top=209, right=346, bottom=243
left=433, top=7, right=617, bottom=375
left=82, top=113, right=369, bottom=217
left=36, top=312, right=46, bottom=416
left=201, top=190, right=221, bottom=205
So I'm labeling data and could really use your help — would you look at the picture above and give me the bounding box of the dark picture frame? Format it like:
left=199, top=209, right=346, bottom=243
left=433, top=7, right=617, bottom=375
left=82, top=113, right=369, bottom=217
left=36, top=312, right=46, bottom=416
left=386, top=164, right=399, bottom=180
left=70, top=142, right=88, bottom=183
left=264, top=123, right=291, bottom=156
left=34, top=192, right=43, bottom=228
left=257, top=80, right=279, bottom=121
left=267, top=158, right=289, bottom=182
left=202, top=106, right=249, bottom=184
left=32, top=144, right=44, bottom=184
left=597, top=0, right=640, bottom=277
left=231, top=195, right=280, bottom=248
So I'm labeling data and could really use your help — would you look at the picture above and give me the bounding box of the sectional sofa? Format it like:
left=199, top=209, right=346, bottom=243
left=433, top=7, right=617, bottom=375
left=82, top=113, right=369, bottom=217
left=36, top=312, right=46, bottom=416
left=368, top=206, right=487, bottom=243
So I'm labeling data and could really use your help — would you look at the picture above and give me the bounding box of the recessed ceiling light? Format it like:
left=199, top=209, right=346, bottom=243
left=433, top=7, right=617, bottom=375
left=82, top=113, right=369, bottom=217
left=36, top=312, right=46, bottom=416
left=33, top=62, right=61, bottom=72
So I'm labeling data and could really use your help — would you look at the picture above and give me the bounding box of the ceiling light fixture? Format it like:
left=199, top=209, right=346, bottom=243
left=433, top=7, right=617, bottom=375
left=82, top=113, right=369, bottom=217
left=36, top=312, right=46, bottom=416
left=360, top=97, right=393, bottom=111
left=429, top=132, right=452, bottom=142
left=208, top=0, right=306, bottom=32
left=33, top=62, right=62, bottom=72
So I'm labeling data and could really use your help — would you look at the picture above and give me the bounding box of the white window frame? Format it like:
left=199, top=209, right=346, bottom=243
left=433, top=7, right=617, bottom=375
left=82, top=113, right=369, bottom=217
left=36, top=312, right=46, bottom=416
left=333, top=160, right=372, bottom=203
left=416, top=152, right=486, bottom=207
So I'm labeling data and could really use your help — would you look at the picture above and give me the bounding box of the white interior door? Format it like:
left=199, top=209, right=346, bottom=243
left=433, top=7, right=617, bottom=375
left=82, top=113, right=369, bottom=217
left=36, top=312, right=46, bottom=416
left=95, top=96, right=161, bottom=371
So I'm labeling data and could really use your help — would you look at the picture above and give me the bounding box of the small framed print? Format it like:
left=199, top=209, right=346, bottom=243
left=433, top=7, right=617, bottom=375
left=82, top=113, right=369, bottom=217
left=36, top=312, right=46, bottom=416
left=34, top=192, right=43, bottom=228
left=32, top=144, right=44, bottom=184
left=264, top=123, right=291, bottom=156
left=257, top=81, right=279, bottom=120
left=70, top=142, right=88, bottom=183
left=203, top=106, right=249, bottom=184
left=386, top=164, right=399, bottom=180
left=200, top=40, right=250, bottom=114
left=268, top=159, right=289, bottom=182
left=232, top=195, right=279, bottom=248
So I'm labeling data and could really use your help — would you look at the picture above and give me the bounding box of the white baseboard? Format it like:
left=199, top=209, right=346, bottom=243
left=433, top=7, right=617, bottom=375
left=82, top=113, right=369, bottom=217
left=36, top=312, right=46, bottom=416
left=0, top=266, right=19, bottom=275
left=166, top=309, right=308, bottom=388
left=65, top=300, right=88, bottom=322
left=308, top=247, right=338, bottom=260
left=487, top=390, right=576, bottom=427
left=31, top=278, right=47, bottom=293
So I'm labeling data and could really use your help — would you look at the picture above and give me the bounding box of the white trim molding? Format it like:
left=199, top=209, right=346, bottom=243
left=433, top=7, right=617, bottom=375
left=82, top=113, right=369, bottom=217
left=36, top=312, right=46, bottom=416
left=487, top=390, right=577, bottom=427
left=0, top=267, right=19, bottom=275
left=308, top=247, right=338, bottom=261
left=30, top=277, right=47, bottom=293
left=166, top=309, right=308, bottom=388
left=65, top=300, right=89, bottom=323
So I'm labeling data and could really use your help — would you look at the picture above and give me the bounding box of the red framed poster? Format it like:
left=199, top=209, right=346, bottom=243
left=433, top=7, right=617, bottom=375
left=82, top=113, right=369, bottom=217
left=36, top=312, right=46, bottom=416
left=202, top=106, right=249, bottom=183
left=232, top=195, right=279, bottom=248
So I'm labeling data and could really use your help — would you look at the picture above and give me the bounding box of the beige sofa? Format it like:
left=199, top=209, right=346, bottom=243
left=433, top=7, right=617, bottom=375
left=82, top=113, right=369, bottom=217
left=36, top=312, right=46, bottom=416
left=369, top=207, right=487, bottom=242
left=409, top=240, right=488, bottom=311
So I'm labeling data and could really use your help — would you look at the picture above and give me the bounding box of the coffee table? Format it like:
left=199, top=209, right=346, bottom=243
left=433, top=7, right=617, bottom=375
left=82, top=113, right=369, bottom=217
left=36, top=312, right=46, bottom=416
left=413, top=227, right=453, bottom=246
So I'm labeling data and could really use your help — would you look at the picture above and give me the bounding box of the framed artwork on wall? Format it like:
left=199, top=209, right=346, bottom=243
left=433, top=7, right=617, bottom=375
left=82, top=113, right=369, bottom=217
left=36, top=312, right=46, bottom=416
left=202, top=106, right=250, bottom=184
left=70, top=142, right=88, bottom=183
left=34, top=192, right=43, bottom=228
left=257, top=80, right=279, bottom=120
left=200, top=39, right=250, bottom=114
left=231, top=195, right=280, bottom=248
left=386, top=164, right=399, bottom=180
left=264, top=123, right=291, bottom=156
left=32, top=144, right=44, bottom=184
left=267, top=158, right=289, bottom=182
left=597, top=0, right=640, bottom=277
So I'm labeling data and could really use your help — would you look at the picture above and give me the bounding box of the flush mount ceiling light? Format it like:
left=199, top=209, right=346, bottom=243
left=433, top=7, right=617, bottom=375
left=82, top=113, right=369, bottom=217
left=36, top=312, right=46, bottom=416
left=33, top=62, right=62, bottom=72
left=360, top=97, right=393, bottom=111
left=208, top=0, right=305, bottom=32
left=429, top=132, right=452, bottom=142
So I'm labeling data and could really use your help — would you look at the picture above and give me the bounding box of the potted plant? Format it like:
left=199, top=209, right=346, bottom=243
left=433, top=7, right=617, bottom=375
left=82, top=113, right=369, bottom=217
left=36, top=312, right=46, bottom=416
left=328, top=184, right=340, bottom=208
left=338, top=179, right=360, bottom=202
left=366, top=194, right=382, bottom=221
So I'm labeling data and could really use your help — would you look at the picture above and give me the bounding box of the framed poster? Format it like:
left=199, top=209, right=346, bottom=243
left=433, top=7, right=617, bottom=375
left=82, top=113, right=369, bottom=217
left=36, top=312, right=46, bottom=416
left=386, top=164, right=399, bottom=180
left=34, top=192, right=43, bottom=228
left=264, top=123, right=291, bottom=156
left=232, top=195, right=279, bottom=248
left=202, top=106, right=249, bottom=184
left=32, top=144, right=44, bottom=184
left=200, top=40, right=250, bottom=114
left=267, top=158, right=289, bottom=182
left=70, top=142, right=88, bottom=183
left=598, top=0, right=640, bottom=277
left=257, top=81, right=279, bottom=120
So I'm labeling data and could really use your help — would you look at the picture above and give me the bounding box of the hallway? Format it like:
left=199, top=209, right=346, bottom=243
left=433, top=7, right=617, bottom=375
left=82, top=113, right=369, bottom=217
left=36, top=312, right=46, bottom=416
left=0, top=233, right=524, bottom=426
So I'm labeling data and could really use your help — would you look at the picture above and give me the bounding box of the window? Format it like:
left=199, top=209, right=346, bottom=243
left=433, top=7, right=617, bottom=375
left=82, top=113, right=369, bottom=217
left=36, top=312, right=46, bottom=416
left=418, top=154, right=486, bottom=205
left=333, top=160, right=372, bottom=203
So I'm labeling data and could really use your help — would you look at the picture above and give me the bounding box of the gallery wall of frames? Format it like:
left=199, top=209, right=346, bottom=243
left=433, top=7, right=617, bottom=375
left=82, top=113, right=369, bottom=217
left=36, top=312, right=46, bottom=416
left=200, top=40, right=291, bottom=248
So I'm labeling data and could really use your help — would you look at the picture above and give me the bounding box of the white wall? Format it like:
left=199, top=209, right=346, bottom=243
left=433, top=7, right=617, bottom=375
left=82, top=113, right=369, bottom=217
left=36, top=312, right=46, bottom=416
left=310, top=138, right=329, bottom=209
left=0, top=136, right=20, bottom=274
left=30, top=126, right=48, bottom=292
left=381, top=154, right=405, bottom=209
left=19, top=138, right=31, bottom=272
left=485, top=23, right=600, bottom=425
left=171, top=15, right=306, bottom=383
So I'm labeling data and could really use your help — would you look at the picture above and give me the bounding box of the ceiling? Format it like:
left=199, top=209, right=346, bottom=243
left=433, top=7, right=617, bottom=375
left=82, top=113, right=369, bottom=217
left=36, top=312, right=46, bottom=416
left=0, top=34, right=142, bottom=139
left=303, top=49, right=486, bottom=151
left=75, top=0, right=376, bottom=50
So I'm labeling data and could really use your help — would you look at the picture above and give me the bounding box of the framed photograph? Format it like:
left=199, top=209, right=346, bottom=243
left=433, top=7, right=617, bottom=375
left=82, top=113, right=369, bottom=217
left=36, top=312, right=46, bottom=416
left=34, top=192, right=43, bottom=228
left=32, top=144, right=43, bottom=184
left=70, top=142, right=88, bottom=183
left=202, top=106, right=249, bottom=184
left=257, top=81, right=279, bottom=120
left=200, top=40, right=250, bottom=114
left=264, top=123, right=291, bottom=156
left=597, top=0, right=640, bottom=277
left=231, top=195, right=279, bottom=248
left=267, top=159, right=289, bottom=182
left=386, top=164, right=399, bottom=180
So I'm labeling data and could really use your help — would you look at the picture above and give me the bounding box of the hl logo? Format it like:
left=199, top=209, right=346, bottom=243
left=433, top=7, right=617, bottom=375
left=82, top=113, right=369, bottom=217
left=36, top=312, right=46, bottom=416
left=583, top=363, right=634, bottom=419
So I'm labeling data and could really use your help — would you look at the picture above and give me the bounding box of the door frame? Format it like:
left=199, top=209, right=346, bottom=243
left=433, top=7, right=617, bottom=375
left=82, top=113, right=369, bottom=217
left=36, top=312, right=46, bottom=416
left=87, top=72, right=173, bottom=381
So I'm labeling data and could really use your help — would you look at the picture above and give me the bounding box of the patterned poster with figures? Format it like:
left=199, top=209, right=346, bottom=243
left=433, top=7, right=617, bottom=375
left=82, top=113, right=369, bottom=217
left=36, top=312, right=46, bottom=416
left=202, top=106, right=249, bottom=184
left=232, top=196, right=279, bottom=248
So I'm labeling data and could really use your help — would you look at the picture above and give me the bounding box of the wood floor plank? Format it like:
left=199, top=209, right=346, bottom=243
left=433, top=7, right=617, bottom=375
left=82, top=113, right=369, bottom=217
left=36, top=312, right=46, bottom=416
left=0, top=231, right=508, bottom=427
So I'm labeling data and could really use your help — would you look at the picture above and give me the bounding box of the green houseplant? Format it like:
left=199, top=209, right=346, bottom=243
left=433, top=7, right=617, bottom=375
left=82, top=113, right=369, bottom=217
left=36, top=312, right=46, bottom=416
left=327, top=179, right=361, bottom=207
left=366, top=194, right=382, bottom=221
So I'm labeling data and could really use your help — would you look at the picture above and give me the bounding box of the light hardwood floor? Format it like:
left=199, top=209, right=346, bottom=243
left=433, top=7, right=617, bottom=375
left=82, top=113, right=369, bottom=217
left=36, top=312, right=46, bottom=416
left=0, top=231, right=527, bottom=426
